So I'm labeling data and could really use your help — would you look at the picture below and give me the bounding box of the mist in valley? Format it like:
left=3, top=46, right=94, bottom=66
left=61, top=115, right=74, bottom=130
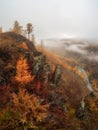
left=43, top=38, right=98, bottom=62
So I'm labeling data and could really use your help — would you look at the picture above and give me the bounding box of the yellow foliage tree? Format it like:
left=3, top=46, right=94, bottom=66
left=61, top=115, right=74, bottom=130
left=15, top=56, right=34, bottom=85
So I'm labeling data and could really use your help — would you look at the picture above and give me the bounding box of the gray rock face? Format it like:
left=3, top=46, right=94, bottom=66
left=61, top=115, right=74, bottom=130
left=76, top=99, right=86, bottom=119
left=32, top=53, right=62, bottom=86
left=75, top=97, right=91, bottom=120
left=32, top=54, right=46, bottom=75
left=42, top=63, right=51, bottom=84
left=52, top=65, right=62, bottom=86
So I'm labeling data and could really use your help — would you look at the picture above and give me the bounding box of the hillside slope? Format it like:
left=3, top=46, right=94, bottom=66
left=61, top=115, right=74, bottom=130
left=0, top=33, right=98, bottom=130
left=0, top=32, right=37, bottom=54
left=37, top=46, right=90, bottom=105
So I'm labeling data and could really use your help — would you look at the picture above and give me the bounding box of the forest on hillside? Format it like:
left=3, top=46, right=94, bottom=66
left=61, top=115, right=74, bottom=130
left=0, top=12, right=98, bottom=129
left=0, top=19, right=98, bottom=130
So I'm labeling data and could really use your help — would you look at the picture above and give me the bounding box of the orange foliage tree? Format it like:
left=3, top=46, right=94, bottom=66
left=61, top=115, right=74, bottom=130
left=11, top=88, right=49, bottom=126
left=15, top=56, right=34, bottom=85
left=0, top=88, right=49, bottom=129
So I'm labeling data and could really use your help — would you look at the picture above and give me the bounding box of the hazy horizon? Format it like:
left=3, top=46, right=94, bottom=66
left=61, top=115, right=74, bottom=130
left=0, top=0, right=98, bottom=40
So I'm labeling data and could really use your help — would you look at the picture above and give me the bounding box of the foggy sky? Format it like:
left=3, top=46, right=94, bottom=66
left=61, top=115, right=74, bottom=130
left=0, top=0, right=98, bottom=40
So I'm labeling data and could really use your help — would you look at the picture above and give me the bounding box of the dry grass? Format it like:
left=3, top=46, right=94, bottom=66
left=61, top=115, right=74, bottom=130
left=37, top=45, right=89, bottom=105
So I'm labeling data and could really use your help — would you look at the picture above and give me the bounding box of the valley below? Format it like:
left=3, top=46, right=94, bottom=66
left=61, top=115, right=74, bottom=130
left=43, top=39, right=98, bottom=94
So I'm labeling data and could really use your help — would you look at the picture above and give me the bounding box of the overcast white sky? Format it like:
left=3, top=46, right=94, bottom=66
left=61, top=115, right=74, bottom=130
left=0, top=0, right=98, bottom=40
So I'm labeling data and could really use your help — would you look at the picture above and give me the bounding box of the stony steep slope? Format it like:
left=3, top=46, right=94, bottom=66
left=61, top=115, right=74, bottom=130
left=0, top=33, right=98, bottom=130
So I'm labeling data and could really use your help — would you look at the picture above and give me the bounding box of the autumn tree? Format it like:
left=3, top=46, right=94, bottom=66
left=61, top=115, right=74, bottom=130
left=26, top=23, right=33, bottom=40
left=0, top=88, right=49, bottom=129
left=13, top=20, right=22, bottom=34
left=15, top=56, right=33, bottom=85
left=12, top=88, right=49, bottom=124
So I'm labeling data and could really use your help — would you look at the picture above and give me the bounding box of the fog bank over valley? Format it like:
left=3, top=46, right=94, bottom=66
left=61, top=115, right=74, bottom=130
left=43, top=38, right=98, bottom=62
